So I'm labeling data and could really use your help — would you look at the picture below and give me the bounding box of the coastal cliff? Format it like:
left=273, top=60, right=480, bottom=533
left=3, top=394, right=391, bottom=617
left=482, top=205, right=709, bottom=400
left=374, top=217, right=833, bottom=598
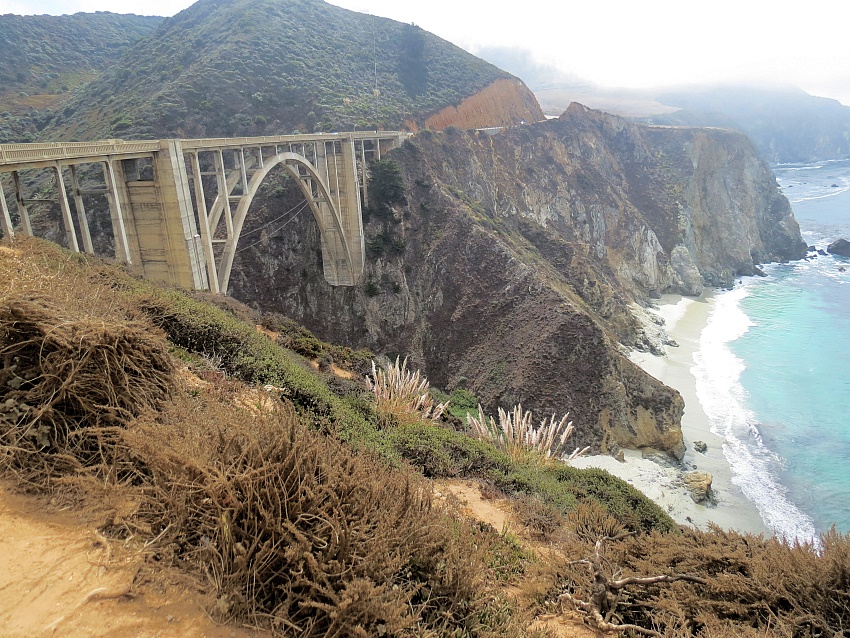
left=227, top=105, right=804, bottom=456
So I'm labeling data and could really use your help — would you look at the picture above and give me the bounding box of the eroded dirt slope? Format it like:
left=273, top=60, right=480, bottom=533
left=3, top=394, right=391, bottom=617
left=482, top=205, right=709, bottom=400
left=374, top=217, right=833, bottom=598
left=0, top=485, right=268, bottom=638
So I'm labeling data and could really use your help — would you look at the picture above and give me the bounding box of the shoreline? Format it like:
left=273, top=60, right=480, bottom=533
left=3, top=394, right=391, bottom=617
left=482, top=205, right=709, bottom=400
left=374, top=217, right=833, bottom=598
left=571, top=293, right=769, bottom=536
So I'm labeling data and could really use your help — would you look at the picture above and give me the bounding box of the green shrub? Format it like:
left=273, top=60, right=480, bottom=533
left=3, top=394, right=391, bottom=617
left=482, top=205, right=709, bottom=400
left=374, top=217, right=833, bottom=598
left=447, top=387, right=478, bottom=421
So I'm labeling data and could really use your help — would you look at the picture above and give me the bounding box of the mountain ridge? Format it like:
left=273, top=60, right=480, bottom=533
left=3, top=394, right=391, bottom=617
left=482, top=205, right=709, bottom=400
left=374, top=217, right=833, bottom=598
left=40, top=0, right=542, bottom=141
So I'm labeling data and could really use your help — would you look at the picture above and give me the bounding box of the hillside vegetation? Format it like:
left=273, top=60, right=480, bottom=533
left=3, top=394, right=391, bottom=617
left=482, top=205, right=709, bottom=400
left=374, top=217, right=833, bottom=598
left=2, top=237, right=849, bottom=637
left=0, top=12, right=163, bottom=142
left=39, top=0, right=540, bottom=141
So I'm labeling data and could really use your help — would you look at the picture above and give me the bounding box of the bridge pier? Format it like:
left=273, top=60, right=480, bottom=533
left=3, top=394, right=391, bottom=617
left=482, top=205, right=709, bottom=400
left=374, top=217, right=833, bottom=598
left=108, top=143, right=207, bottom=290
left=0, top=179, right=14, bottom=239
left=68, top=165, right=94, bottom=253
left=102, top=160, right=133, bottom=264
left=11, top=172, right=33, bottom=236
left=53, top=166, right=79, bottom=253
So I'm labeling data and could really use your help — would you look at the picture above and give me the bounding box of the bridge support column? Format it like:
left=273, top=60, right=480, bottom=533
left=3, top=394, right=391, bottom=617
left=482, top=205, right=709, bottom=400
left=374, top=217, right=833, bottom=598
left=11, top=172, right=32, bottom=236
left=116, top=141, right=207, bottom=290
left=69, top=165, right=93, bottom=253
left=102, top=161, right=133, bottom=263
left=358, top=141, right=368, bottom=205
left=0, top=179, right=14, bottom=239
left=53, top=166, right=79, bottom=253
left=338, top=139, right=365, bottom=280
left=187, top=152, right=220, bottom=294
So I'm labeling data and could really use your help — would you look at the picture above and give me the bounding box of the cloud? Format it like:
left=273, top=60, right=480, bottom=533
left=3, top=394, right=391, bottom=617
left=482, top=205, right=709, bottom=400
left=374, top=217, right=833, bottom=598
left=4, top=0, right=848, bottom=106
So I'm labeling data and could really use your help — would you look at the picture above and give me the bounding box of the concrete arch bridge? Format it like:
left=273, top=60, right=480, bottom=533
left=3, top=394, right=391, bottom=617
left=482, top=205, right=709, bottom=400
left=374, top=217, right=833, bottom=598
left=0, top=132, right=406, bottom=292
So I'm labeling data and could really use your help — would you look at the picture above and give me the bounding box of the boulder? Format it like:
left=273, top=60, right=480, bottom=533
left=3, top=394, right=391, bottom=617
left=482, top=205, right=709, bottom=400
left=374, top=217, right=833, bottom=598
left=827, top=238, right=850, bottom=258
left=818, top=249, right=828, bottom=256
left=693, top=440, right=708, bottom=454
left=683, top=471, right=714, bottom=503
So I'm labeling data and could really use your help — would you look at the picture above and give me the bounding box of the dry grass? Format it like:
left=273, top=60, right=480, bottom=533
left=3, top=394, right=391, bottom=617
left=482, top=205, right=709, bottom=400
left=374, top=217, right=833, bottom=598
left=0, top=240, right=172, bottom=485
left=6, top=238, right=850, bottom=638
left=0, top=239, right=531, bottom=637
left=66, top=378, right=529, bottom=637
left=530, top=518, right=850, bottom=637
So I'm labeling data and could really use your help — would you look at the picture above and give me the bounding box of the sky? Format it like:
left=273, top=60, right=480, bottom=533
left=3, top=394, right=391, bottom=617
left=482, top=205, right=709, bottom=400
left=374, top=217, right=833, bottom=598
left=2, top=0, right=848, bottom=106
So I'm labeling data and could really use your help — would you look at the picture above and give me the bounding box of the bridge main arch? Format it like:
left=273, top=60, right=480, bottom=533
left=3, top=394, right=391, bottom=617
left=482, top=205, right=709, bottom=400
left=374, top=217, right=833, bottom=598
left=217, top=151, right=358, bottom=294
left=182, top=134, right=383, bottom=293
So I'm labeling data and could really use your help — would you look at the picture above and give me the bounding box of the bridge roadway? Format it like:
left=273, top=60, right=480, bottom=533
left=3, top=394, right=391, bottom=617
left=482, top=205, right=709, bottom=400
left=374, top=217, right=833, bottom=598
left=0, top=131, right=407, bottom=292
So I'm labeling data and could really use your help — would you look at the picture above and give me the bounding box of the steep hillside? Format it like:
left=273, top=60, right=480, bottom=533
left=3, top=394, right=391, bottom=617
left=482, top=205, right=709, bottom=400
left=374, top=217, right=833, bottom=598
left=227, top=106, right=805, bottom=457
left=0, top=12, right=163, bottom=142
left=1, top=237, right=682, bottom=637
left=43, top=0, right=542, bottom=141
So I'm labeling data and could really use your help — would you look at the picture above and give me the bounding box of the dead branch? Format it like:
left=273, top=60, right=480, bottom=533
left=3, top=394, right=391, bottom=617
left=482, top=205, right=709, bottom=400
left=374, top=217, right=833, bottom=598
left=557, top=535, right=705, bottom=636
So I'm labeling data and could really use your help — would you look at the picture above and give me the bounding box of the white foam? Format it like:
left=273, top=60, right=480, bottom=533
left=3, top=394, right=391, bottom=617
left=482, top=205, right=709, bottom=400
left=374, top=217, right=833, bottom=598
left=691, top=286, right=819, bottom=546
left=781, top=174, right=850, bottom=204
left=789, top=184, right=850, bottom=204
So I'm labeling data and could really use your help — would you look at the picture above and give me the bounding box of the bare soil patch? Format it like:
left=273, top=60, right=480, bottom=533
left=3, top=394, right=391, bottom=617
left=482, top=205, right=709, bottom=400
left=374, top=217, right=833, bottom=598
left=0, top=484, right=268, bottom=638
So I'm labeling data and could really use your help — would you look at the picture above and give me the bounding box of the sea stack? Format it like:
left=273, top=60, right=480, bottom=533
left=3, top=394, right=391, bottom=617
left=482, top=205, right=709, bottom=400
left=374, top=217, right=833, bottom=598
left=827, top=238, right=850, bottom=257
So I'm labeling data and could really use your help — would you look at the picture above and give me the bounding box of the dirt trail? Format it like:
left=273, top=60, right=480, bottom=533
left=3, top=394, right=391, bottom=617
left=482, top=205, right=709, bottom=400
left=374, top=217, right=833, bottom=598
left=436, top=480, right=598, bottom=638
left=0, top=484, right=267, bottom=638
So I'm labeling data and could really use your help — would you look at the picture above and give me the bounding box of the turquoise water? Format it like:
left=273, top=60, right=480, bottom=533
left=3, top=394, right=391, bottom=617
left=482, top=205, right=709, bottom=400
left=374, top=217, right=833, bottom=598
left=694, top=160, right=850, bottom=542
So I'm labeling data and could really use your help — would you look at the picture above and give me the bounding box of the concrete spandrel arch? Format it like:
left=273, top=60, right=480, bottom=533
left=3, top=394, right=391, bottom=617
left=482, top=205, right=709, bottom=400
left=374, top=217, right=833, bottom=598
left=216, top=151, right=355, bottom=293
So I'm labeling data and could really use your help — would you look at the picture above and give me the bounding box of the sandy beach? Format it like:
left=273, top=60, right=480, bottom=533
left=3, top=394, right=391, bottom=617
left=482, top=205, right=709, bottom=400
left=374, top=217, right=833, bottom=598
left=571, top=293, right=769, bottom=536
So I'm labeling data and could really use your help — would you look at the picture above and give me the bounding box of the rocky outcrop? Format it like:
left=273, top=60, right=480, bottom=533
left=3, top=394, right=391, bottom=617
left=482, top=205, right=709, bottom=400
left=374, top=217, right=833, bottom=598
left=827, top=238, right=850, bottom=257
left=229, top=105, right=805, bottom=457
left=670, top=246, right=703, bottom=296
left=683, top=471, right=714, bottom=504
left=424, top=78, right=544, bottom=130
left=639, top=122, right=806, bottom=286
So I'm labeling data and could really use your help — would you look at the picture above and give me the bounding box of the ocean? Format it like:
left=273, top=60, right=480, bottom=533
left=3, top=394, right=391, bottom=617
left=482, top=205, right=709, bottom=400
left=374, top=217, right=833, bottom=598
left=693, top=159, right=850, bottom=543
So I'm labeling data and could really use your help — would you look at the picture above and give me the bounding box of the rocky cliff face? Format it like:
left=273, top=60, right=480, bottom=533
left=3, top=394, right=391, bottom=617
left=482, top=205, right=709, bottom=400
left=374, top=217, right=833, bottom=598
left=228, top=105, right=805, bottom=457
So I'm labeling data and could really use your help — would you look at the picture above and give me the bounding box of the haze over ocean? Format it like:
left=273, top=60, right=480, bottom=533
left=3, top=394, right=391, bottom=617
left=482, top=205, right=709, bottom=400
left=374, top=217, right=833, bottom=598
left=695, top=160, right=850, bottom=542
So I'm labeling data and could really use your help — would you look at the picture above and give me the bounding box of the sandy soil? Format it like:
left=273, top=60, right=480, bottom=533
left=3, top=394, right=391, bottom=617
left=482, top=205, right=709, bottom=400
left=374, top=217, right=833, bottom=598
left=0, top=484, right=267, bottom=638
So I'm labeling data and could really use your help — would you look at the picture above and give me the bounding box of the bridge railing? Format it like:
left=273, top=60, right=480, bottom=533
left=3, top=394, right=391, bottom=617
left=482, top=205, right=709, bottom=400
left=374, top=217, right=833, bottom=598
left=180, top=131, right=408, bottom=151
left=0, top=140, right=161, bottom=164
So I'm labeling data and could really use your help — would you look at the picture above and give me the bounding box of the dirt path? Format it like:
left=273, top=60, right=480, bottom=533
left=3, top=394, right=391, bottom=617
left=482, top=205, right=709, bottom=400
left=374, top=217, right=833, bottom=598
left=0, top=485, right=267, bottom=638
left=436, top=479, right=598, bottom=638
